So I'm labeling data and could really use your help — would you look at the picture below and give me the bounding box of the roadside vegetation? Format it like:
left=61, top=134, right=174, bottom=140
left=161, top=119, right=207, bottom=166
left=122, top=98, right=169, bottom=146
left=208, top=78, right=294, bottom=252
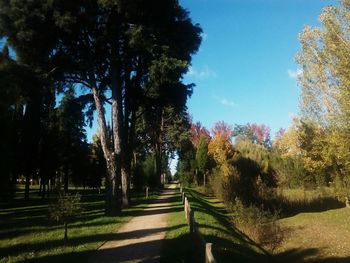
left=161, top=187, right=270, bottom=263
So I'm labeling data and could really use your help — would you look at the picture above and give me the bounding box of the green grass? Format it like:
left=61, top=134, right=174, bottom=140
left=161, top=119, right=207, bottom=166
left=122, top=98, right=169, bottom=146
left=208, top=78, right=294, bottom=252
left=273, top=187, right=350, bottom=262
left=275, top=207, right=350, bottom=262
left=160, top=190, right=198, bottom=263
left=161, top=187, right=270, bottom=263
left=0, top=185, right=159, bottom=263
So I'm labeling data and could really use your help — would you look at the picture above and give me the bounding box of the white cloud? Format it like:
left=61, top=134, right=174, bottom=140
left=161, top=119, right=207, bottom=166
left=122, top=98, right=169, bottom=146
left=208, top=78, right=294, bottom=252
left=213, top=95, right=237, bottom=107
left=187, top=65, right=217, bottom=79
left=220, top=98, right=237, bottom=107
left=287, top=68, right=302, bottom=79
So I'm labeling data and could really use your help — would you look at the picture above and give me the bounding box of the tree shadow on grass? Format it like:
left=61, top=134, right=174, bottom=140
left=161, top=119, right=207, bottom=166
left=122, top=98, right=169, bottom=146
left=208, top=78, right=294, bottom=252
left=272, top=248, right=350, bottom=263
left=205, top=235, right=270, bottom=263
left=280, top=197, right=344, bottom=218
left=160, top=233, right=200, bottom=263
left=18, top=238, right=172, bottom=263
left=2, top=188, right=174, bottom=262
left=1, top=224, right=186, bottom=260
left=183, top=189, right=270, bottom=262
left=187, top=190, right=231, bottom=224
left=185, top=189, right=350, bottom=263
left=0, top=189, right=163, bottom=238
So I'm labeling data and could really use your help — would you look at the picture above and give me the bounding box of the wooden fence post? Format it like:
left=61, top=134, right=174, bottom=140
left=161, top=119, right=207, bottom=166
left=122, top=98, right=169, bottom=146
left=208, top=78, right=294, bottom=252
left=205, top=243, right=216, bottom=263
left=182, top=192, right=185, bottom=204
left=146, top=187, right=149, bottom=199
left=186, top=202, right=191, bottom=224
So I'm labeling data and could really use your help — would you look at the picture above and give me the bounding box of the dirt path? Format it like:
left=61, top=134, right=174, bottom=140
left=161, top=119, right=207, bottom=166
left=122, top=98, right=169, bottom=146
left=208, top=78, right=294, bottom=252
left=89, top=185, right=177, bottom=263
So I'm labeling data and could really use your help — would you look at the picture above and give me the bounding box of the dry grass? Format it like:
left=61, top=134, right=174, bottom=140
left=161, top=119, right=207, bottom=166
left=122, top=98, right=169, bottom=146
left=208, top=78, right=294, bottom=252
left=275, top=207, right=350, bottom=262
left=273, top=187, right=350, bottom=262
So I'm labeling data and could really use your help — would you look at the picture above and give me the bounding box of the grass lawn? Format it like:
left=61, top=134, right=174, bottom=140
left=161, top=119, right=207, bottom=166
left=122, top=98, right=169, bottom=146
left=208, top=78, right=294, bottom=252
left=160, top=190, right=198, bottom=263
left=275, top=207, right=350, bottom=262
left=0, top=185, right=159, bottom=263
left=161, top=187, right=270, bottom=263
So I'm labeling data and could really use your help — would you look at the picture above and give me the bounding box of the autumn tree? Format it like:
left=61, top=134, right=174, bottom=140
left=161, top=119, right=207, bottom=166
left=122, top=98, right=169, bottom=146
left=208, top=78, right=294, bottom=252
left=272, top=122, right=306, bottom=187
left=234, top=123, right=271, bottom=148
left=208, top=122, right=236, bottom=177
left=191, top=121, right=211, bottom=147
left=212, top=121, right=234, bottom=141
left=297, top=0, right=350, bottom=190
left=195, top=135, right=210, bottom=185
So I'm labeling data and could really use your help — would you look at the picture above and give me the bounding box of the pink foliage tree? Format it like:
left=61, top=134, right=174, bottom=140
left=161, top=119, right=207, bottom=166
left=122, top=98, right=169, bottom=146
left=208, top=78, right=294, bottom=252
left=190, top=121, right=211, bottom=147
left=211, top=121, right=234, bottom=142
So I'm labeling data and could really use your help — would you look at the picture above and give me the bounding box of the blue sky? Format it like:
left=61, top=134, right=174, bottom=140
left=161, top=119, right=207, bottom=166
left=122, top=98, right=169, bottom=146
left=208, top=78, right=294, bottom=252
left=179, top=0, right=337, bottom=137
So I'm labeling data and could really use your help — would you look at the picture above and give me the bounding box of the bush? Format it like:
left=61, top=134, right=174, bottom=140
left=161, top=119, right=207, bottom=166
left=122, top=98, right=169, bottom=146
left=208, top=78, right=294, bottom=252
left=231, top=198, right=283, bottom=252
left=208, top=154, right=278, bottom=207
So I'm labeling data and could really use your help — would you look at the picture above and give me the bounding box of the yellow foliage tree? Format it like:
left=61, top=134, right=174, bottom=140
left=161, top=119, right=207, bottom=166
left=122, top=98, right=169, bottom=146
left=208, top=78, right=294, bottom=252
left=273, top=119, right=301, bottom=159
left=297, top=0, right=350, bottom=187
left=208, top=134, right=236, bottom=177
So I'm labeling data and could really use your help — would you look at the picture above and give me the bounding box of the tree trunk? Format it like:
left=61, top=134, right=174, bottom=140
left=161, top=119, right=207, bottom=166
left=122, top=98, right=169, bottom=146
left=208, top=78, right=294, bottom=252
left=155, top=143, right=162, bottom=187
left=38, top=177, right=42, bottom=195
left=64, top=222, right=68, bottom=242
left=41, top=178, right=46, bottom=199
left=111, top=64, right=130, bottom=208
left=24, top=173, right=30, bottom=200
left=121, top=166, right=129, bottom=208
left=64, top=170, right=68, bottom=193
left=92, top=87, right=120, bottom=215
left=154, top=110, right=164, bottom=188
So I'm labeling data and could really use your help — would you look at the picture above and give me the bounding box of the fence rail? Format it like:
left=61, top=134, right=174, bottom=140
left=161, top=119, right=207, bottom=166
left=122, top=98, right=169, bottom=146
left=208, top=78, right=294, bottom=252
left=179, top=185, right=217, bottom=263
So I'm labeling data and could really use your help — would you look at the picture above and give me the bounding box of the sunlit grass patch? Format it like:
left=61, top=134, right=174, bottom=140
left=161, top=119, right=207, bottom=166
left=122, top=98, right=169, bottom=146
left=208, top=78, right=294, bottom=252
left=0, top=186, right=159, bottom=263
left=275, top=207, right=350, bottom=262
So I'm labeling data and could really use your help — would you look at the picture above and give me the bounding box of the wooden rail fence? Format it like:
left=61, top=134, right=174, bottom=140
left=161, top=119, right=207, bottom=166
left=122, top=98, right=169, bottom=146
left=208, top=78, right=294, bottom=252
left=179, top=185, right=217, bottom=263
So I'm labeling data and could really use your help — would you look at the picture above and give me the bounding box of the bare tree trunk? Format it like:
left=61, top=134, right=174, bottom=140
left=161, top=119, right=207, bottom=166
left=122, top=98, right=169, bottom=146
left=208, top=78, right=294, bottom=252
left=41, top=177, right=46, bottom=199
left=64, top=222, right=68, bottom=242
left=154, top=110, right=164, bottom=187
left=38, top=176, right=42, bottom=196
left=155, top=142, right=162, bottom=187
left=24, top=173, right=30, bottom=200
left=111, top=64, right=131, bottom=208
left=92, top=87, right=120, bottom=215
left=64, top=170, right=68, bottom=193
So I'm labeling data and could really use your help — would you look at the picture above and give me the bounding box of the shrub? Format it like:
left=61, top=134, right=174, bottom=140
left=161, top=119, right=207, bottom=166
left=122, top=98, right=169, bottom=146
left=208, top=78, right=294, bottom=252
left=231, top=198, right=283, bottom=252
